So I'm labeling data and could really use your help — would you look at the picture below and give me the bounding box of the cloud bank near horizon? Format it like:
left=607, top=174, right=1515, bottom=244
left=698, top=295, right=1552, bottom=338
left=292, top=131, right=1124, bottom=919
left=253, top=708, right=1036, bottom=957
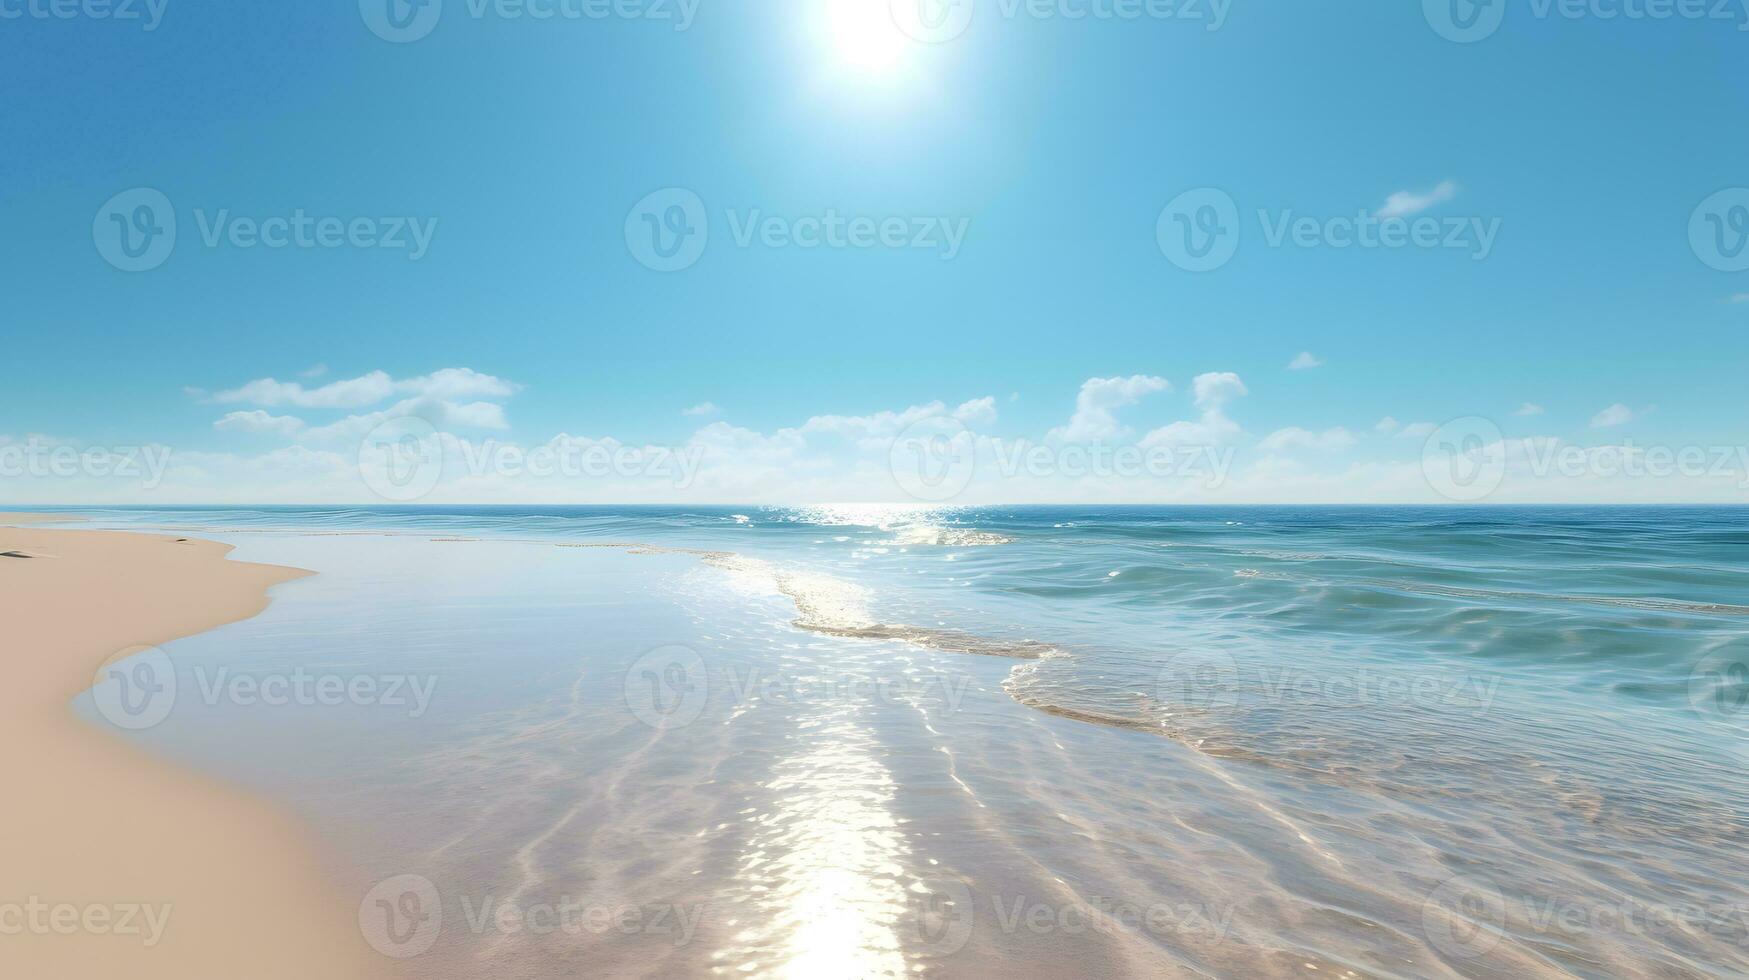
left=3, top=367, right=1743, bottom=506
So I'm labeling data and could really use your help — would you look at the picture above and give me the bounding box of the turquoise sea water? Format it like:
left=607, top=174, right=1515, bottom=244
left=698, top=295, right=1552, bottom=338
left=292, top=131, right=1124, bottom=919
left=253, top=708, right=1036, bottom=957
left=49, top=505, right=1749, bottom=977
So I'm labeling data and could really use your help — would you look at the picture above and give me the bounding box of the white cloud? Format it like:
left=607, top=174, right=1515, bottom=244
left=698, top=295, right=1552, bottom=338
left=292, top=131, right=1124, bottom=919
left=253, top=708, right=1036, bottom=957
left=1142, top=372, right=1248, bottom=449
left=1396, top=422, right=1437, bottom=439
left=1191, top=372, right=1247, bottom=409
left=1142, top=414, right=1240, bottom=449
left=440, top=401, right=512, bottom=429
left=1258, top=426, right=1358, bottom=453
left=1048, top=375, right=1169, bottom=443
left=300, top=364, right=329, bottom=378
left=1375, top=417, right=1400, bottom=433
left=682, top=402, right=721, bottom=417
left=1515, top=403, right=1545, bottom=417
left=212, top=370, right=396, bottom=409
left=1376, top=180, right=1458, bottom=219
left=952, top=397, right=999, bottom=428
left=296, top=397, right=510, bottom=445
left=405, top=368, right=520, bottom=402
left=1287, top=352, right=1325, bottom=371
left=213, top=411, right=305, bottom=438
left=800, top=399, right=991, bottom=445
left=1730, top=294, right=1749, bottom=304
left=17, top=373, right=1749, bottom=505
left=210, top=367, right=519, bottom=410
left=1590, top=404, right=1634, bottom=428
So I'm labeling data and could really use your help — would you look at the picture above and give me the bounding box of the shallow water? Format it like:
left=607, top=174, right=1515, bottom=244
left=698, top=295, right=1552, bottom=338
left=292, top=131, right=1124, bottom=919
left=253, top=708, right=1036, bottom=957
left=55, top=505, right=1749, bottom=977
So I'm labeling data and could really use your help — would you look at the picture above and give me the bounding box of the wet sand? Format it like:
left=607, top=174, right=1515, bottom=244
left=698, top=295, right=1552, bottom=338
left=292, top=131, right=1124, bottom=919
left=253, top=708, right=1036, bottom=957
left=0, top=516, right=386, bottom=979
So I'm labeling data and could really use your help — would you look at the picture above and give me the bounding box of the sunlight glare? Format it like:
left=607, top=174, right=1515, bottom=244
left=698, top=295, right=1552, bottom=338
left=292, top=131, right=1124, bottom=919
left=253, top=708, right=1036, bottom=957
left=823, top=0, right=910, bottom=76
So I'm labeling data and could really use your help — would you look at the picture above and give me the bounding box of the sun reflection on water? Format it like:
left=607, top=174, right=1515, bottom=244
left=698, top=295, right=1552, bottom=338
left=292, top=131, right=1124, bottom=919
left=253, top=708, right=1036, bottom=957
left=714, top=705, right=913, bottom=978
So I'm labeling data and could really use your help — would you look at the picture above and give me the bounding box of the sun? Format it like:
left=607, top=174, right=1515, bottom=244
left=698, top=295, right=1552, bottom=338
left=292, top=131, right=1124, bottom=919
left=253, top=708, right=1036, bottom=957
left=821, top=0, right=910, bottom=75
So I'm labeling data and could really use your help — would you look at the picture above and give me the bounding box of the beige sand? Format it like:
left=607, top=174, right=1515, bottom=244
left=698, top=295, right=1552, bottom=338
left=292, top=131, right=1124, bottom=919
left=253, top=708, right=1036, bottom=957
left=0, top=517, right=387, bottom=979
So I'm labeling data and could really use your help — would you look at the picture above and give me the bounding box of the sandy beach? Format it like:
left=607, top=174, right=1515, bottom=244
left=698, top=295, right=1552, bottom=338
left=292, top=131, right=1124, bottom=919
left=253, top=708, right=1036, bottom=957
left=3, top=508, right=1744, bottom=978
left=0, top=516, right=385, bottom=979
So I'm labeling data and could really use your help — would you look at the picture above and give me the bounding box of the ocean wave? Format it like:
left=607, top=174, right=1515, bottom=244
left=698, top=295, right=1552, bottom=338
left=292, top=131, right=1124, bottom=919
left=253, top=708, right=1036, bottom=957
left=701, top=553, right=1056, bottom=659
left=883, top=525, right=1014, bottom=547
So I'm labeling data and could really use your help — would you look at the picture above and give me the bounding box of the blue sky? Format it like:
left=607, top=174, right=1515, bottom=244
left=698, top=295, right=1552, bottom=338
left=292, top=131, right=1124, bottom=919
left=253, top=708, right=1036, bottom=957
left=3, top=1, right=1747, bottom=503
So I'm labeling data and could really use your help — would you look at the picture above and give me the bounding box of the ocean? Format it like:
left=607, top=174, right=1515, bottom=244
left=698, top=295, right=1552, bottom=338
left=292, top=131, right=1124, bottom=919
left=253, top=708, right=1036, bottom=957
left=53, top=504, right=1749, bottom=977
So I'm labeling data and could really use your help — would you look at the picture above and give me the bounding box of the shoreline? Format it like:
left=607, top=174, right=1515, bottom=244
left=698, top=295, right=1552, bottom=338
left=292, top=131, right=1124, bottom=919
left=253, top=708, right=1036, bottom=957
left=0, top=516, right=386, bottom=978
